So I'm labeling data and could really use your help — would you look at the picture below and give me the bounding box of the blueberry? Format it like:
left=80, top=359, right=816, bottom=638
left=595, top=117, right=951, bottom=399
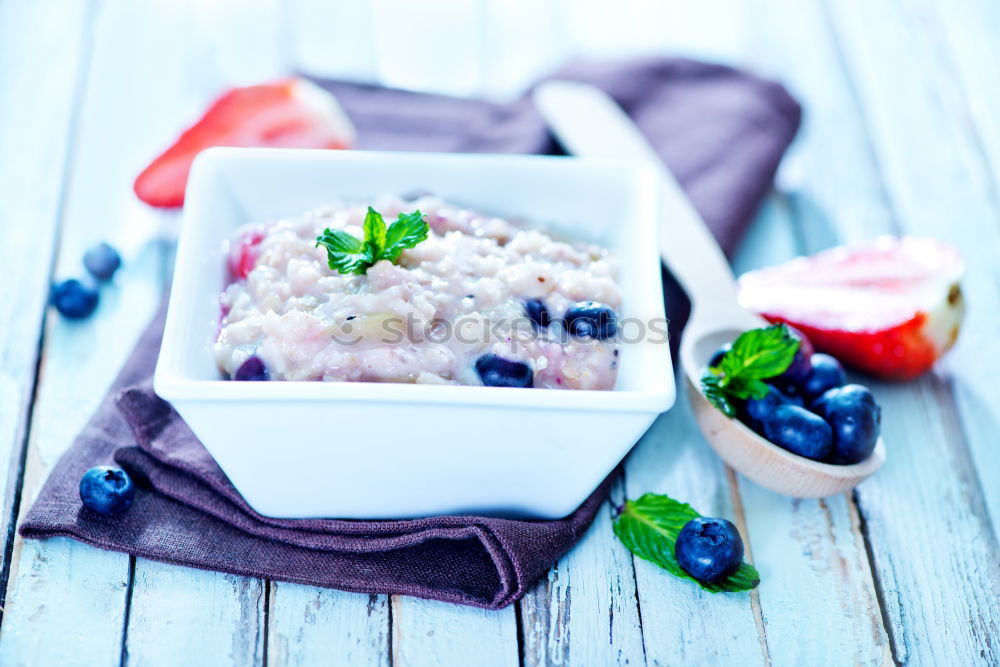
left=674, top=517, right=744, bottom=583
left=761, top=405, right=833, bottom=461
left=83, top=242, right=122, bottom=281
left=799, top=353, right=847, bottom=399
left=707, top=343, right=731, bottom=368
left=563, top=301, right=618, bottom=340
left=812, top=384, right=881, bottom=464
left=234, top=355, right=269, bottom=381
left=51, top=279, right=99, bottom=319
left=79, top=466, right=135, bottom=516
left=774, top=327, right=815, bottom=385
left=523, top=299, right=551, bottom=328
left=475, top=354, right=533, bottom=388
left=744, top=384, right=802, bottom=426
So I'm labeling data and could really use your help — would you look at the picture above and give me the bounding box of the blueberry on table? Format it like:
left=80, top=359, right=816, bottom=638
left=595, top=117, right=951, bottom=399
left=475, top=354, right=533, bottom=388
left=51, top=279, right=99, bottom=319
left=83, top=242, right=122, bottom=281
left=563, top=301, right=618, bottom=340
left=707, top=343, right=732, bottom=368
left=79, top=466, right=135, bottom=516
left=234, top=355, right=270, bottom=381
left=800, top=353, right=847, bottom=399
left=761, top=405, right=834, bottom=460
left=812, top=384, right=881, bottom=464
left=674, top=517, right=744, bottom=583
left=523, top=298, right=551, bottom=328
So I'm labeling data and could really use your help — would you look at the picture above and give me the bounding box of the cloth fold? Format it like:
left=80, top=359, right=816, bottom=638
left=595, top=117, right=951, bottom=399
left=20, top=57, right=800, bottom=608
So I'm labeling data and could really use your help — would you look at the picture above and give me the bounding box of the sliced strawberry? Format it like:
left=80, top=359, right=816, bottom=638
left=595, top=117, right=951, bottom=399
left=737, top=237, right=965, bottom=380
left=134, top=78, right=354, bottom=208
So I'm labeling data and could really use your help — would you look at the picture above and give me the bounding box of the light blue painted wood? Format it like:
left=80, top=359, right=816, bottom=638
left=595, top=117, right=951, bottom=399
left=390, top=597, right=519, bottom=667
left=624, top=399, right=766, bottom=665
left=910, top=0, right=1000, bottom=539
left=519, top=478, right=645, bottom=667
left=125, top=562, right=266, bottom=666
left=268, top=586, right=390, bottom=667
left=0, top=0, right=90, bottom=589
left=824, top=0, right=1000, bottom=662
left=732, top=200, right=891, bottom=666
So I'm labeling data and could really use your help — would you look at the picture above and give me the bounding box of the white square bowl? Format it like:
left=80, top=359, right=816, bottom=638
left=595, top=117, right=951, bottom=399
left=155, top=147, right=674, bottom=519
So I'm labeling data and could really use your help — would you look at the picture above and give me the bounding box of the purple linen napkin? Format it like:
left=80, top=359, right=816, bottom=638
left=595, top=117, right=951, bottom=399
left=19, top=57, right=800, bottom=609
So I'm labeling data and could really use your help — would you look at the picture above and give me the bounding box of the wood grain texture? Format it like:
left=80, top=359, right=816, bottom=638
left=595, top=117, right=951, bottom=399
left=118, top=1, right=288, bottom=663
left=390, top=597, right=518, bottom=667
left=124, top=562, right=266, bottom=667
left=825, top=0, right=1000, bottom=662
left=623, top=401, right=766, bottom=665
left=268, top=586, right=390, bottom=667
left=909, top=0, right=1000, bottom=535
left=731, top=205, right=891, bottom=667
left=519, top=478, right=645, bottom=667
left=0, top=0, right=91, bottom=602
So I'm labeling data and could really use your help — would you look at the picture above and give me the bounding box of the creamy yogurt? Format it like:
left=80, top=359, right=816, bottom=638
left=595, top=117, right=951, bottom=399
left=214, top=195, right=622, bottom=389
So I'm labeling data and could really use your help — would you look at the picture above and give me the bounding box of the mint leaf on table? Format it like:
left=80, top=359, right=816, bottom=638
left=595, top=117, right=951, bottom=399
left=316, top=207, right=429, bottom=275
left=613, top=493, right=760, bottom=593
left=700, top=323, right=800, bottom=415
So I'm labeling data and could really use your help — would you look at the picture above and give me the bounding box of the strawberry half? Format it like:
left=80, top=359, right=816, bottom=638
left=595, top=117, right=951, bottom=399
left=737, top=237, right=965, bottom=380
left=134, top=78, right=354, bottom=208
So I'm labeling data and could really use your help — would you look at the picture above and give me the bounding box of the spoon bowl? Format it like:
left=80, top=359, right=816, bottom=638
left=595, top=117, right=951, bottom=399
left=534, top=80, right=887, bottom=497
left=680, top=314, right=886, bottom=497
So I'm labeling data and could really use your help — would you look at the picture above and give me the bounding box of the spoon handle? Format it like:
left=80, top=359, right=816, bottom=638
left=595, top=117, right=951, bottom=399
left=533, top=81, right=740, bottom=310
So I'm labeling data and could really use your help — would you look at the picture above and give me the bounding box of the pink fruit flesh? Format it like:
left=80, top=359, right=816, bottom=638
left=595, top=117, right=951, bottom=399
left=738, top=236, right=965, bottom=380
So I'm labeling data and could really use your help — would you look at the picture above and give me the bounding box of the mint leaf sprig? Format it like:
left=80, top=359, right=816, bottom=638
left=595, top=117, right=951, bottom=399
left=700, top=323, right=800, bottom=417
left=613, top=493, right=760, bottom=593
left=316, top=207, right=429, bottom=275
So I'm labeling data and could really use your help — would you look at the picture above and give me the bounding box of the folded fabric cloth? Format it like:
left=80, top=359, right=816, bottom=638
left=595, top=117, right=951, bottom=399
left=20, top=57, right=800, bottom=609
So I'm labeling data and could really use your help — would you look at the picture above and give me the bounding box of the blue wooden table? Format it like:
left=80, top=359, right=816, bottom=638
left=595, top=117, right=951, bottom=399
left=1, top=1, right=998, bottom=665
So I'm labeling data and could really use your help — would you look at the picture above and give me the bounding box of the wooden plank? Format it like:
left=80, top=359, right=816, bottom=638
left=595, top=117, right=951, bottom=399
left=268, top=585, right=390, bottom=667
left=124, top=562, right=266, bottom=666
left=0, top=0, right=275, bottom=662
left=390, top=597, right=519, bottom=667
left=910, top=0, right=1000, bottom=536
left=117, top=1, right=288, bottom=663
left=285, top=0, right=379, bottom=83
left=822, top=0, right=1000, bottom=662
left=519, top=477, right=645, bottom=667
left=0, top=0, right=90, bottom=604
left=727, top=2, right=894, bottom=663
left=623, top=396, right=766, bottom=665
left=921, top=0, right=1000, bottom=196
left=731, top=200, right=890, bottom=666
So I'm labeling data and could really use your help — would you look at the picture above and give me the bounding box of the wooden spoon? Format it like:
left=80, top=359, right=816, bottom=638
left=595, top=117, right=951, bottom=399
left=534, top=81, right=885, bottom=497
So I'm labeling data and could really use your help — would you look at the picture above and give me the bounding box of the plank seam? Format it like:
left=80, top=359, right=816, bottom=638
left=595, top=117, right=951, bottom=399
left=514, top=599, right=526, bottom=666
left=118, top=555, right=137, bottom=667
left=851, top=489, right=902, bottom=667
left=725, top=468, right=771, bottom=666
left=261, top=579, right=271, bottom=667
left=0, top=0, right=101, bottom=629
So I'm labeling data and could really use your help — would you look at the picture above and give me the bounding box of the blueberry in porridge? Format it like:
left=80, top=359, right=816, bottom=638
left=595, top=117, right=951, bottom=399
left=214, top=195, right=623, bottom=389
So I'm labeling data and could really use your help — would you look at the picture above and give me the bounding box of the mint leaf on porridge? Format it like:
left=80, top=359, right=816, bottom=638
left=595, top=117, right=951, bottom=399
left=700, top=323, right=799, bottom=414
left=315, top=228, right=374, bottom=275
left=362, top=207, right=388, bottom=256
left=316, top=207, right=429, bottom=275
left=381, top=210, right=430, bottom=262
